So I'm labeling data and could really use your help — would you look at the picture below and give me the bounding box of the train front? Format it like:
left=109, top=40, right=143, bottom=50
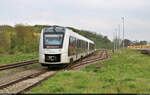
left=39, top=27, right=68, bottom=66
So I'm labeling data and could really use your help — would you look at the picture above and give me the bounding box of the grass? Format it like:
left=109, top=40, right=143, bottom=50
left=0, top=52, right=38, bottom=66
left=27, top=49, right=150, bottom=94
left=0, top=52, right=40, bottom=76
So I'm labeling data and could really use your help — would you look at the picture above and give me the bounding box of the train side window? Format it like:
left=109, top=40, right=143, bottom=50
left=72, top=37, right=76, bottom=47
left=77, top=39, right=79, bottom=48
left=86, top=42, right=88, bottom=50
left=89, top=43, right=94, bottom=50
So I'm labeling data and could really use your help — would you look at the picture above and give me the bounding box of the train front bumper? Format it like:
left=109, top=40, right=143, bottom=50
left=39, top=50, right=69, bottom=64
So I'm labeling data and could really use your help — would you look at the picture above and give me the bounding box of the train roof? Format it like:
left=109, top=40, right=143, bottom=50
left=65, top=28, right=94, bottom=44
left=43, top=27, right=94, bottom=44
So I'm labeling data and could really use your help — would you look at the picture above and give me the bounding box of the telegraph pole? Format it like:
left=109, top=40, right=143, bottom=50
left=118, top=24, right=120, bottom=51
left=115, top=28, right=118, bottom=51
left=121, top=17, right=125, bottom=50
left=113, top=31, right=115, bottom=51
left=116, top=30, right=118, bottom=51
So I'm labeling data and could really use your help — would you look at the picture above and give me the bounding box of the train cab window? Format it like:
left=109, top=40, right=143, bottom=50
left=43, top=33, right=64, bottom=48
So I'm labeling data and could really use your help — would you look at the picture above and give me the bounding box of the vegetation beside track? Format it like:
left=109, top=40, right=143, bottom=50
left=0, top=25, right=112, bottom=55
left=28, top=49, right=150, bottom=94
left=0, top=25, right=112, bottom=66
left=0, top=53, right=38, bottom=66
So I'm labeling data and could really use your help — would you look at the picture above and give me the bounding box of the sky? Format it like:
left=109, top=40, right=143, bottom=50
left=0, top=0, right=150, bottom=41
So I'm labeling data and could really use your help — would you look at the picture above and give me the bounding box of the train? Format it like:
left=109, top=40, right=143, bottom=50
left=39, top=26, right=95, bottom=68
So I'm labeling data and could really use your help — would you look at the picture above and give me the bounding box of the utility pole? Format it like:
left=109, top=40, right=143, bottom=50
left=116, top=30, right=118, bottom=51
left=115, top=28, right=118, bottom=51
left=118, top=24, right=120, bottom=51
left=113, top=31, right=115, bottom=52
left=121, top=17, right=125, bottom=50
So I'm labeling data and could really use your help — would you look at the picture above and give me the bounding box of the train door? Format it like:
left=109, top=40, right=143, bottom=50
left=68, top=37, right=72, bottom=56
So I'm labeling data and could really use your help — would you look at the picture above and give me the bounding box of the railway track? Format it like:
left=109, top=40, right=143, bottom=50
left=0, top=69, right=47, bottom=89
left=0, top=69, right=57, bottom=93
left=66, top=50, right=111, bottom=70
left=95, top=50, right=111, bottom=69
left=0, top=59, right=38, bottom=71
left=0, top=50, right=111, bottom=94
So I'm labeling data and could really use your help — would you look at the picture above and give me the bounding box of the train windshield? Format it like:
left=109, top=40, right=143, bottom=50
left=44, top=34, right=64, bottom=48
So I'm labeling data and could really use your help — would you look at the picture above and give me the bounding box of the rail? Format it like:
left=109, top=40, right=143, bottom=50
left=0, top=50, right=112, bottom=94
left=0, top=59, right=38, bottom=71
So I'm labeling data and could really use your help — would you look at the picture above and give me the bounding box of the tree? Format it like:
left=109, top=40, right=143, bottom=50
left=0, top=31, right=11, bottom=53
left=139, top=41, right=147, bottom=45
left=124, top=39, right=132, bottom=47
left=14, top=24, right=37, bottom=53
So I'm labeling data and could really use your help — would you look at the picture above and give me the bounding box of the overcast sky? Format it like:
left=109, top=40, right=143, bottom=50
left=0, top=0, right=150, bottom=41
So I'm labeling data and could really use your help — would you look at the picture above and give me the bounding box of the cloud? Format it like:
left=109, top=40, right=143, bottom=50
left=0, top=0, right=150, bottom=41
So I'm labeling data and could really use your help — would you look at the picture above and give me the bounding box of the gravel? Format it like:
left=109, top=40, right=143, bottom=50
left=0, top=71, right=56, bottom=94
